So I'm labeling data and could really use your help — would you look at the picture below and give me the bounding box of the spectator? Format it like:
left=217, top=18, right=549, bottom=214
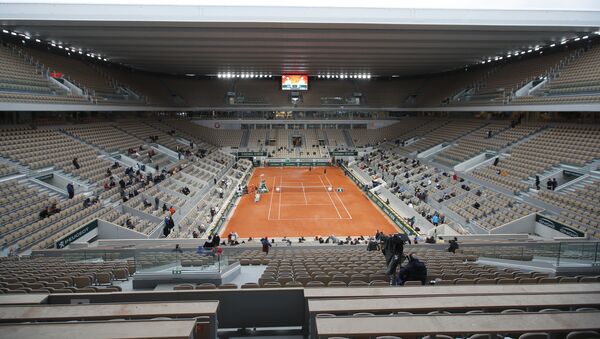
left=261, top=237, right=272, bottom=254
left=72, top=157, right=80, bottom=169
left=203, top=236, right=214, bottom=249
left=397, top=253, right=428, bottom=286
left=535, top=175, right=540, bottom=190
left=432, top=214, right=440, bottom=226
left=169, top=206, right=176, bottom=215
left=142, top=199, right=152, bottom=208
left=162, top=203, right=168, bottom=213
left=154, top=196, right=160, bottom=210
left=382, top=233, right=405, bottom=285
left=547, top=178, right=552, bottom=190
left=448, top=237, right=459, bottom=253
left=212, top=234, right=221, bottom=247
left=39, top=206, right=50, bottom=219
left=83, top=198, right=92, bottom=208
left=552, top=178, right=558, bottom=191
left=66, top=182, right=75, bottom=199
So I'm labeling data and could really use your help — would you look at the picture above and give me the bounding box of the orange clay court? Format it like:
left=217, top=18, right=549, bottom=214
left=224, top=166, right=399, bottom=238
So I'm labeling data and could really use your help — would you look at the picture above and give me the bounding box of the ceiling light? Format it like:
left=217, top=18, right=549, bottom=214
left=326, top=74, right=330, bottom=79
left=583, top=35, right=589, bottom=39
left=185, top=73, right=195, bottom=77
left=249, top=73, right=254, bottom=78
left=10, top=32, right=17, bottom=36
left=2, top=29, right=8, bottom=34
left=561, top=40, right=567, bottom=44
left=527, top=49, right=532, bottom=53
left=507, top=54, right=512, bottom=58
left=595, top=31, right=600, bottom=35
left=534, top=47, right=540, bottom=51
left=550, top=43, right=556, bottom=47
left=574, top=37, right=581, bottom=41
left=367, top=74, right=372, bottom=79
left=58, top=45, right=63, bottom=49
left=494, top=57, right=499, bottom=61
left=103, top=58, right=107, bottom=61
left=24, top=36, right=30, bottom=40
left=217, top=73, right=222, bottom=78
left=35, top=38, right=41, bottom=42
left=268, top=74, right=272, bottom=78
left=499, top=57, right=503, bottom=60
left=78, top=51, right=82, bottom=54
left=520, top=52, right=526, bottom=55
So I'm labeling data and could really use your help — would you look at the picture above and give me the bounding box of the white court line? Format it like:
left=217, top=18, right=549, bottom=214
left=318, top=175, right=343, bottom=219
left=278, top=175, right=282, bottom=220
left=301, top=182, right=308, bottom=205
left=324, top=175, right=352, bottom=219
left=280, top=203, right=332, bottom=206
left=267, top=176, right=276, bottom=220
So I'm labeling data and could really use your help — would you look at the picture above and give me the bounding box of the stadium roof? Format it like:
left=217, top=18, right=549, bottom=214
left=1, top=0, right=599, bottom=76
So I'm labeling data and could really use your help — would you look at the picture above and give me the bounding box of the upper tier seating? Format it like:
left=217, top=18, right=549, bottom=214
left=162, top=120, right=242, bottom=148
left=471, top=125, right=600, bottom=193
left=0, top=127, right=127, bottom=183
left=434, top=123, right=542, bottom=166
left=512, top=44, right=600, bottom=104
left=0, top=44, right=88, bottom=104
left=348, top=119, right=433, bottom=147
left=402, top=120, right=487, bottom=154
left=24, top=47, right=142, bottom=105
left=459, top=50, right=569, bottom=105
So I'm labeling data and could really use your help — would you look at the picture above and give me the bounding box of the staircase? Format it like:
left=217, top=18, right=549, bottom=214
left=342, top=129, right=355, bottom=147
left=240, top=130, right=250, bottom=148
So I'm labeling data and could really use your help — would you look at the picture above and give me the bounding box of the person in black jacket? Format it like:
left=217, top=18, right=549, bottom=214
left=397, top=253, right=427, bottom=286
left=381, top=233, right=405, bottom=285
left=447, top=237, right=459, bottom=253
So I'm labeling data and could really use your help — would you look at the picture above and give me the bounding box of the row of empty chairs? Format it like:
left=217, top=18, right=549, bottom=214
left=471, top=124, right=600, bottom=193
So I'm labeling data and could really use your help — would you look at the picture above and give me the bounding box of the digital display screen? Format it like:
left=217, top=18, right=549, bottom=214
left=281, top=75, right=308, bottom=91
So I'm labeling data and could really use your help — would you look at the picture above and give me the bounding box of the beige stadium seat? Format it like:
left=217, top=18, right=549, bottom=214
left=173, top=284, right=194, bottom=290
